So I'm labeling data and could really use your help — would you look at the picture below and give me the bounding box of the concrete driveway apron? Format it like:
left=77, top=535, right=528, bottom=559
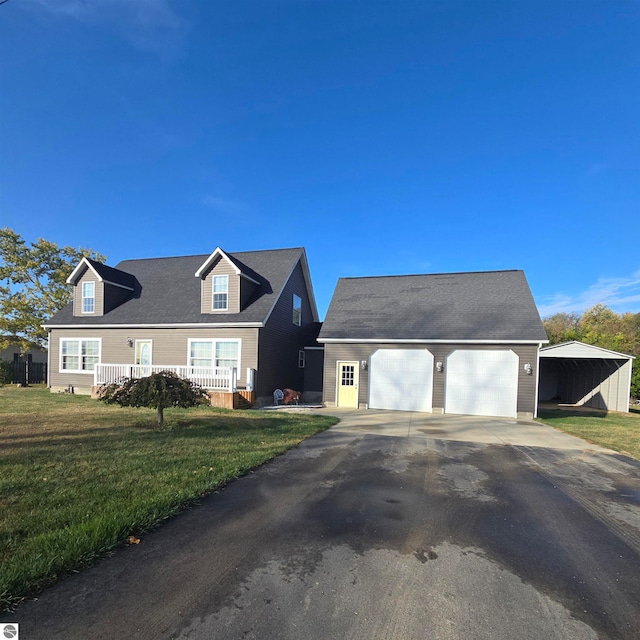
left=7, top=409, right=640, bottom=640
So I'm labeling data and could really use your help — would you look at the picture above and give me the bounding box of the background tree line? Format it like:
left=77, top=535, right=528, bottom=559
left=543, top=304, right=640, bottom=399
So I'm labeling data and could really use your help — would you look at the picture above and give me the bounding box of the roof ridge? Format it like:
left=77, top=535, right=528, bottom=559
left=116, top=247, right=303, bottom=265
left=339, top=269, right=523, bottom=281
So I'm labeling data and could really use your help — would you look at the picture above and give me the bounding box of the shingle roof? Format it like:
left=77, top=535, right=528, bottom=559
left=48, top=248, right=305, bottom=326
left=84, top=258, right=137, bottom=290
left=318, top=270, right=547, bottom=342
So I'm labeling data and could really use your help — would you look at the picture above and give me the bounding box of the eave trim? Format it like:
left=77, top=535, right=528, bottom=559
left=43, top=322, right=264, bottom=329
left=318, top=338, right=549, bottom=344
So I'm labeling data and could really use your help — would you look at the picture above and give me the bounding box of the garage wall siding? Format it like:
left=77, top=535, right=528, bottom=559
left=323, top=342, right=539, bottom=415
left=323, top=344, right=372, bottom=408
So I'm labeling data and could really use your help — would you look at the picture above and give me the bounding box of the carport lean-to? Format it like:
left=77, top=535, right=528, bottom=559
left=539, top=341, right=635, bottom=413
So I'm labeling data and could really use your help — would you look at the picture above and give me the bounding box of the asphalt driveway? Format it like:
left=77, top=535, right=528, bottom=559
left=6, top=409, right=640, bottom=639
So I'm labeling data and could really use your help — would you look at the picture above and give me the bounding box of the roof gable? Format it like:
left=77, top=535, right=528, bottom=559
left=195, top=247, right=260, bottom=285
left=319, top=269, right=547, bottom=343
left=263, top=247, right=319, bottom=325
left=66, top=257, right=136, bottom=291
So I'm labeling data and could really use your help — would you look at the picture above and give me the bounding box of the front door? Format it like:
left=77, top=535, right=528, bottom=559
left=135, top=340, right=153, bottom=376
left=337, top=361, right=359, bottom=408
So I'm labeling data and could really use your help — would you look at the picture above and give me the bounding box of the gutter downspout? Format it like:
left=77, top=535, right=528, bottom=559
left=534, top=342, right=542, bottom=418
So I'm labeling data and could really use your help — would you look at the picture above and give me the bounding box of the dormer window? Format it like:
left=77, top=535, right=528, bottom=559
left=213, top=275, right=229, bottom=311
left=82, top=282, right=95, bottom=314
left=293, top=294, right=302, bottom=326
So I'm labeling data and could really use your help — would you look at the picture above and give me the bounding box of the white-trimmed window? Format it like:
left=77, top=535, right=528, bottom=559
left=60, top=338, right=100, bottom=372
left=188, top=339, right=240, bottom=371
left=293, top=294, right=302, bottom=326
left=212, top=275, right=229, bottom=311
left=82, top=281, right=95, bottom=313
left=298, top=350, right=305, bottom=368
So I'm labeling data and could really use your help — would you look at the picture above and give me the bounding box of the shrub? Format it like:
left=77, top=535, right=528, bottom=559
left=0, top=360, right=13, bottom=386
left=98, top=371, right=208, bottom=425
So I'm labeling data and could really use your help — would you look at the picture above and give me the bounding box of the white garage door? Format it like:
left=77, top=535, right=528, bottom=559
left=445, top=350, right=518, bottom=418
left=369, top=349, right=433, bottom=412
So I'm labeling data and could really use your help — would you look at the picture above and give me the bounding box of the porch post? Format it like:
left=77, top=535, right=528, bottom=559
left=246, top=368, right=255, bottom=392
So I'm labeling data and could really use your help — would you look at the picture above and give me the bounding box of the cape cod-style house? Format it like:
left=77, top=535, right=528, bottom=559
left=44, top=247, right=320, bottom=407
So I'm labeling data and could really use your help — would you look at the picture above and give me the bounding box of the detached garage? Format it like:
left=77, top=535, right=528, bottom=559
left=319, top=270, right=548, bottom=418
left=539, top=341, right=634, bottom=413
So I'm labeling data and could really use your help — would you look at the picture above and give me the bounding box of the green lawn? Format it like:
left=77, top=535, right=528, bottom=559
left=537, top=406, right=640, bottom=460
left=0, top=385, right=338, bottom=612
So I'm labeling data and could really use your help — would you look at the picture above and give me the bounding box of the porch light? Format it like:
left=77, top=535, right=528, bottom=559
left=524, top=363, right=533, bottom=375
left=361, top=360, right=368, bottom=370
left=127, top=337, right=134, bottom=347
left=436, top=361, right=444, bottom=373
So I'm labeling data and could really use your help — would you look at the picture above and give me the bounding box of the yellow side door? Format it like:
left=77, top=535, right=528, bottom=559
left=337, top=361, right=359, bottom=408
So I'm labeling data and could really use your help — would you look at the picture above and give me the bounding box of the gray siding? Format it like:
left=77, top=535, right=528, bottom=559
left=200, top=259, right=240, bottom=314
left=49, top=327, right=259, bottom=393
left=323, top=342, right=540, bottom=415
left=257, top=261, right=314, bottom=402
left=73, top=269, right=103, bottom=316
left=303, top=348, right=324, bottom=393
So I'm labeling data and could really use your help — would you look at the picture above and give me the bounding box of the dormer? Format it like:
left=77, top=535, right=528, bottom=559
left=195, top=248, right=261, bottom=315
left=66, top=257, right=136, bottom=317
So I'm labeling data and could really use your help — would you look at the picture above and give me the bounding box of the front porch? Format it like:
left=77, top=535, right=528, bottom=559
left=93, top=364, right=257, bottom=408
left=94, top=364, right=239, bottom=392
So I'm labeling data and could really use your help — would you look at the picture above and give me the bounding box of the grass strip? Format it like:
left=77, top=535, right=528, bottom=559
left=0, top=385, right=337, bottom=611
left=537, top=407, right=640, bottom=460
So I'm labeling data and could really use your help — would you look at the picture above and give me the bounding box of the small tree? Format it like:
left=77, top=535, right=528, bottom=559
left=98, top=371, right=209, bottom=425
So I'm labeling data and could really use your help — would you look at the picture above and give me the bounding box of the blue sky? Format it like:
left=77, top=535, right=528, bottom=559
left=1, top=0, right=639, bottom=320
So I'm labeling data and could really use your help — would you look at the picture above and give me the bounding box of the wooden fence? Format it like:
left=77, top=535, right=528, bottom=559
left=9, top=361, right=48, bottom=385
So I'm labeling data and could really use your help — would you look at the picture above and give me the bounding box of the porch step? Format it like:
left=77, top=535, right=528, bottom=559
left=235, top=393, right=253, bottom=410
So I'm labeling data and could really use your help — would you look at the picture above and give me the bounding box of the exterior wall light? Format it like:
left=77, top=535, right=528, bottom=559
left=127, top=337, right=134, bottom=347
left=524, top=363, right=533, bottom=375
left=361, top=360, right=368, bottom=370
left=436, top=361, right=444, bottom=372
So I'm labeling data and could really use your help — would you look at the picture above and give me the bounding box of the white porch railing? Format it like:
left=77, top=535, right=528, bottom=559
left=94, top=364, right=237, bottom=392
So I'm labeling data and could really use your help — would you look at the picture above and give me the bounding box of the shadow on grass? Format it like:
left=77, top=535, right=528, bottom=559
left=1, top=412, right=336, bottom=464
left=538, top=408, right=611, bottom=420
